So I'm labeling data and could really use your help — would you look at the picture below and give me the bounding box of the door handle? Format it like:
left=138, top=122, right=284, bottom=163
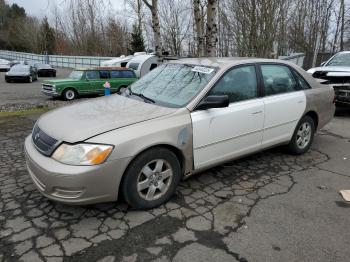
left=252, top=111, right=263, bottom=115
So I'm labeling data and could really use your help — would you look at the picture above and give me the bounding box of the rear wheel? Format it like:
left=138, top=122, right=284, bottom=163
left=287, top=115, right=315, bottom=155
left=121, top=148, right=182, bottom=209
left=62, top=88, right=77, bottom=101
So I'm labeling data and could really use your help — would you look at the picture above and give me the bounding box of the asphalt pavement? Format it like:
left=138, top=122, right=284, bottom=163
left=0, top=110, right=349, bottom=262
left=0, top=68, right=72, bottom=107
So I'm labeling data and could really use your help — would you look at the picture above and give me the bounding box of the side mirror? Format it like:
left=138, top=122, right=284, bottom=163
left=196, top=95, right=229, bottom=110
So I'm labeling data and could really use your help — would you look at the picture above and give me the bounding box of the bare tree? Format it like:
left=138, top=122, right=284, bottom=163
left=142, top=0, right=161, bottom=55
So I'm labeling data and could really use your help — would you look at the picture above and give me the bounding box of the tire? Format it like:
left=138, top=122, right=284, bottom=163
left=62, top=88, right=77, bottom=101
left=286, top=115, right=315, bottom=155
left=28, top=76, right=33, bottom=83
left=121, top=148, right=182, bottom=209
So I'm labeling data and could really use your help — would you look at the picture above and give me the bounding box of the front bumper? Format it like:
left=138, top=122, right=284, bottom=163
left=24, top=135, right=131, bottom=205
left=5, top=75, right=29, bottom=82
left=41, top=84, right=60, bottom=97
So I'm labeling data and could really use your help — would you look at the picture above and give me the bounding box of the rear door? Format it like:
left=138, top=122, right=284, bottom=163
left=259, top=64, right=307, bottom=148
left=191, top=65, right=265, bottom=169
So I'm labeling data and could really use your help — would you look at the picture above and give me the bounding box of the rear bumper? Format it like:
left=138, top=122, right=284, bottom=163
left=24, top=135, right=131, bottom=205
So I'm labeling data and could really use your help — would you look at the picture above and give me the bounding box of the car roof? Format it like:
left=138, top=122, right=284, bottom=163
left=170, top=57, right=299, bottom=70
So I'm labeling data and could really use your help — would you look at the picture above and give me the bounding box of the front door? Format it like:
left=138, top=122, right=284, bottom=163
left=191, top=65, right=264, bottom=170
left=86, top=70, right=102, bottom=94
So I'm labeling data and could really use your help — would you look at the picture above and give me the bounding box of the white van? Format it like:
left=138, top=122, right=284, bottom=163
left=126, top=55, right=160, bottom=77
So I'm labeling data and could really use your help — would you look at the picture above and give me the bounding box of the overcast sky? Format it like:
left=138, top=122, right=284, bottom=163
left=6, top=0, right=126, bottom=19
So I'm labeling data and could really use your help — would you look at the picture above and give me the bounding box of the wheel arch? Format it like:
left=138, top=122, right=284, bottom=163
left=304, top=110, right=319, bottom=130
left=118, top=144, right=186, bottom=198
left=61, top=86, right=79, bottom=96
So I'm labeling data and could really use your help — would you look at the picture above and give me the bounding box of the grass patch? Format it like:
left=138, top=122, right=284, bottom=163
left=0, top=107, right=49, bottom=117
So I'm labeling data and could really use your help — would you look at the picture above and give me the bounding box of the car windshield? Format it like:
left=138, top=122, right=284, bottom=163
left=10, top=66, right=29, bottom=73
left=326, top=53, right=350, bottom=67
left=69, top=70, right=84, bottom=79
left=129, top=63, right=217, bottom=108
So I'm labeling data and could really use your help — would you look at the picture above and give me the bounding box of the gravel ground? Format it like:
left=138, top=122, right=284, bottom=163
left=0, top=111, right=349, bottom=262
left=0, top=68, right=77, bottom=112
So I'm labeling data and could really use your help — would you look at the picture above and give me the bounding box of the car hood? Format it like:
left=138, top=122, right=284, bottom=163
left=6, top=71, right=29, bottom=76
left=308, top=66, right=350, bottom=74
left=37, top=95, right=178, bottom=143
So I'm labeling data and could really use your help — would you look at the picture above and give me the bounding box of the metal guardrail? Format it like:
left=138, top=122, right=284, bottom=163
left=0, top=50, right=115, bottom=68
left=1, top=50, right=306, bottom=69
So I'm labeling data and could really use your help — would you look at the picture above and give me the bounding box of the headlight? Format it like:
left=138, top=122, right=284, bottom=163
left=52, top=143, right=113, bottom=165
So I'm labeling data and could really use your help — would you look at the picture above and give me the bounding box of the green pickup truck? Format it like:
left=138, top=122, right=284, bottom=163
left=42, top=67, right=137, bottom=100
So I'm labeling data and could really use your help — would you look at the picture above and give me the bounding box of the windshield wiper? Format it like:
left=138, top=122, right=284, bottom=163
left=128, top=89, right=155, bottom=104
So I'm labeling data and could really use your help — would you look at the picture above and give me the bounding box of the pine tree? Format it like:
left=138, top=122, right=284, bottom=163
left=40, top=17, right=55, bottom=54
left=130, top=23, right=145, bottom=54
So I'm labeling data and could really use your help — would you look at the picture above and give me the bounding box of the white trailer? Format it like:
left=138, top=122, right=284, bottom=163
left=100, top=55, right=133, bottom=67
left=126, top=54, right=160, bottom=77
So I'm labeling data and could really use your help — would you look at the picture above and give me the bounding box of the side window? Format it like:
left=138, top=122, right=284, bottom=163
left=86, top=71, right=99, bottom=79
left=293, top=71, right=311, bottom=90
left=121, top=70, right=135, bottom=78
left=261, top=65, right=297, bottom=95
left=110, top=70, right=122, bottom=78
left=209, top=65, right=258, bottom=103
left=128, top=63, right=139, bottom=70
left=150, top=63, right=158, bottom=71
left=99, top=70, right=110, bottom=79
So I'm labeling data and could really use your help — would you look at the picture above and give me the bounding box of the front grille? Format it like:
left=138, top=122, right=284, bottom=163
left=42, top=84, right=53, bottom=91
left=32, top=125, right=59, bottom=156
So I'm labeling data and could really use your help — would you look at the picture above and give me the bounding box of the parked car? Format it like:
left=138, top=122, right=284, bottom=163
left=5, top=65, right=38, bottom=83
left=307, top=51, right=350, bottom=107
left=41, top=67, right=137, bottom=100
left=0, top=59, right=11, bottom=72
left=34, top=63, right=56, bottom=77
left=25, top=58, right=335, bottom=209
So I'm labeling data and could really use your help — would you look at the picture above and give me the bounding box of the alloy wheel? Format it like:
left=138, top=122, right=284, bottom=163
left=137, top=159, right=173, bottom=201
left=296, top=122, right=312, bottom=149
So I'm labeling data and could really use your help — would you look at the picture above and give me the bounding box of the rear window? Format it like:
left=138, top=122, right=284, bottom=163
left=99, top=70, right=110, bottom=79
left=121, top=71, right=135, bottom=78
left=110, top=71, right=122, bottom=78
left=128, top=63, right=139, bottom=70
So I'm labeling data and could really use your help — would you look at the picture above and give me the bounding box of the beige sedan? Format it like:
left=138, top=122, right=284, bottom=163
left=25, top=58, right=335, bottom=209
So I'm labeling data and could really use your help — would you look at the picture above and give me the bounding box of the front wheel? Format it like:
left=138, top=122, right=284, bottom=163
left=287, top=116, right=315, bottom=155
left=62, top=88, right=77, bottom=101
left=121, top=148, right=182, bottom=209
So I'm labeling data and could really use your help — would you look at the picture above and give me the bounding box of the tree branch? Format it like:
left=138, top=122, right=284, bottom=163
left=142, top=0, right=152, bottom=9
